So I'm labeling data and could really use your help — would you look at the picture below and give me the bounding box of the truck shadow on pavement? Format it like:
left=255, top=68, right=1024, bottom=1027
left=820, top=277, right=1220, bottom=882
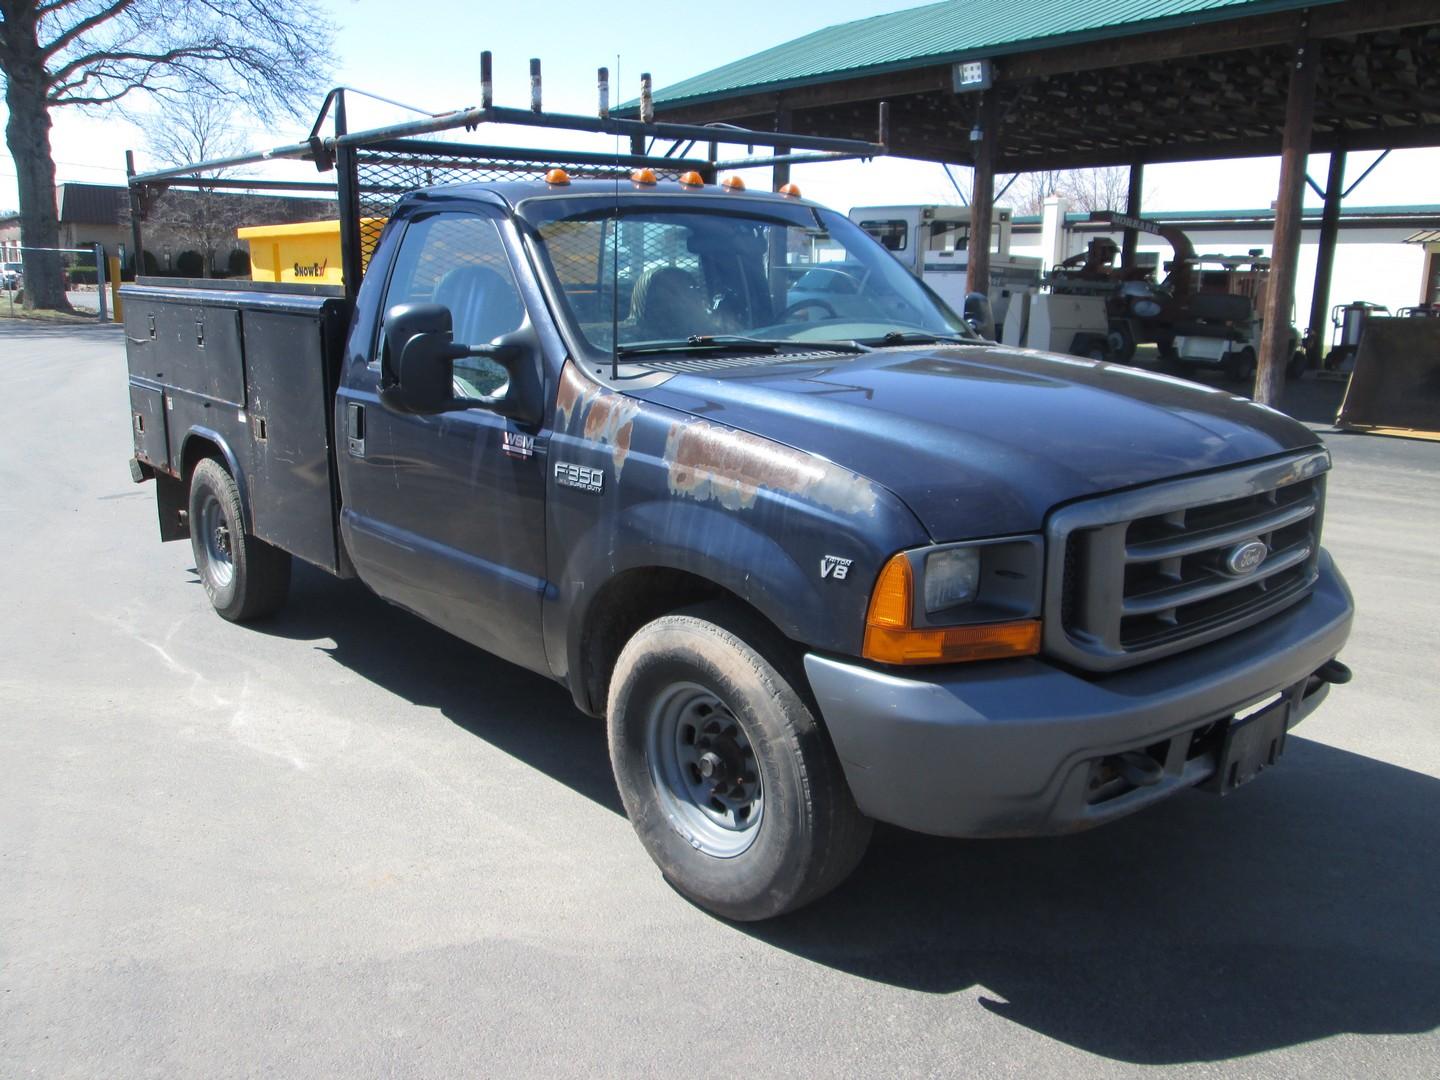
left=750, top=740, right=1440, bottom=1063
left=261, top=564, right=1437, bottom=1064
left=256, top=563, right=625, bottom=816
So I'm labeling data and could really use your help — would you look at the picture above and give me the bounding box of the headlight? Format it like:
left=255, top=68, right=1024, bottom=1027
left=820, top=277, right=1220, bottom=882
left=863, top=536, right=1045, bottom=665
left=924, top=548, right=980, bottom=613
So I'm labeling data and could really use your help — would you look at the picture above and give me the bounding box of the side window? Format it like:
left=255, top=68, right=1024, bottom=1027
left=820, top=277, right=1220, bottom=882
left=927, top=220, right=969, bottom=254
left=858, top=219, right=908, bottom=252
left=384, top=213, right=526, bottom=400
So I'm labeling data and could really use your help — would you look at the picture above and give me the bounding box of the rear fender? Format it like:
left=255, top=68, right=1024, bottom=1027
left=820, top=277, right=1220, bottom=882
left=180, top=425, right=251, bottom=530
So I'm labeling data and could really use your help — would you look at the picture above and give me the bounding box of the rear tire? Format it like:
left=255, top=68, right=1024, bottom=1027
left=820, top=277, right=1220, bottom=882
left=607, top=604, right=872, bottom=921
left=188, top=458, right=291, bottom=622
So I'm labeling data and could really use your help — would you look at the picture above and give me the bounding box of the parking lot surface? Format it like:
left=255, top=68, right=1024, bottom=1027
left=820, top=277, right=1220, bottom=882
left=2, top=320, right=1438, bottom=1077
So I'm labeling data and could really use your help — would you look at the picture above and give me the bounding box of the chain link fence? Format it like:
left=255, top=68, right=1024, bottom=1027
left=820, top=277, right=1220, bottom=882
left=2, top=245, right=107, bottom=319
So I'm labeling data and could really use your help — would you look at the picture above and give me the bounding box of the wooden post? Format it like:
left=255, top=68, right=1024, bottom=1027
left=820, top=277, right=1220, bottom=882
left=773, top=106, right=792, bottom=192
left=1256, top=28, right=1318, bottom=406
left=966, top=91, right=997, bottom=298
left=1122, top=163, right=1144, bottom=270
left=1306, top=148, right=1347, bottom=369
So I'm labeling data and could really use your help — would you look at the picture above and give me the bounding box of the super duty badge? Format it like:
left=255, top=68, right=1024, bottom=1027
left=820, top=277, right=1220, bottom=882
left=555, top=461, right=604, bottom=494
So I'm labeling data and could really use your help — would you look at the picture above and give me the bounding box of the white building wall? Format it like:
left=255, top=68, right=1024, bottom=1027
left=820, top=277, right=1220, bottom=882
left=1009, top=224, right=1426, bottom=332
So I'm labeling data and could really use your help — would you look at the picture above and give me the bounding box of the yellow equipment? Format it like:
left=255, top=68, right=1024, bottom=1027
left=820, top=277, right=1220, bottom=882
left=236, top=219, right=385, bottom=286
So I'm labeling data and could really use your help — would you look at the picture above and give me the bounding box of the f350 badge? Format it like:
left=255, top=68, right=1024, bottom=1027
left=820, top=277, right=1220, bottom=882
left=555, top=460, right=604, bottom=494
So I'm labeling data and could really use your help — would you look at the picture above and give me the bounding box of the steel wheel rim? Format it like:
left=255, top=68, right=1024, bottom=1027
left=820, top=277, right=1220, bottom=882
left=645, top=681, right=763, bottom=858
left=198, top=494, right=234, bottom=589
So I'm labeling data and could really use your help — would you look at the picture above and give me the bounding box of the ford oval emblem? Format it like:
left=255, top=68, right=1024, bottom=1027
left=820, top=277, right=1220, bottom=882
left=1226, top=539, right=1269, bottom=576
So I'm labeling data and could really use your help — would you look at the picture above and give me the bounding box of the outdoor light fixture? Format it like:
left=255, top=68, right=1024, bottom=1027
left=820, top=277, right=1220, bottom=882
left=953, top=59, right=992, bottom=93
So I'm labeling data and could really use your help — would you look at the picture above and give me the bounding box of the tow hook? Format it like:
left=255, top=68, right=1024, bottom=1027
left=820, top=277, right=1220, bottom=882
left=1317, top=659, right=1352, bottom=685
left=1116, top=751, right=1164, bottom=788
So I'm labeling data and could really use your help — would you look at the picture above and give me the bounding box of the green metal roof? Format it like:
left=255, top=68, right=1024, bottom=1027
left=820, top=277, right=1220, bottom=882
left=638, top=0, right=1338, bottom=111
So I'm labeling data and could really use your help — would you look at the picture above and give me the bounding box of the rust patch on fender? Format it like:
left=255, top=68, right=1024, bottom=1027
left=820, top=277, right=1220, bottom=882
left=556, top=361, right=640, bottom=476
left=664, top=420, right=878, bottom=515
left=555, top=361, right=590, bottom=431
left=582, top=392, right=640, bottom=475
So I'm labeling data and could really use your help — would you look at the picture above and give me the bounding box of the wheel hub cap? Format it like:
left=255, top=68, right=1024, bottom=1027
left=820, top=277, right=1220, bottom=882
left=646, top=683, right=764, bottom=858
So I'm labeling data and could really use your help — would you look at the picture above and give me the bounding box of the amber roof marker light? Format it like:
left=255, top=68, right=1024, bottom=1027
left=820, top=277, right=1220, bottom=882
left=678, top=171, right=705, bottom=187
left=544, top=167, right=571, bottom=186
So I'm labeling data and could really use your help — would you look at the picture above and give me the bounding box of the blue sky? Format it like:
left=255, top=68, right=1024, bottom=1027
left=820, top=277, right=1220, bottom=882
left=2, top=0, right=1436, bottom=215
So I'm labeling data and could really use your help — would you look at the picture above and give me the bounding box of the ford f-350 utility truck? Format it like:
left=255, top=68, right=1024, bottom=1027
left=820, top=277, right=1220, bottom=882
left=121, top=83, right=1353, bottom=921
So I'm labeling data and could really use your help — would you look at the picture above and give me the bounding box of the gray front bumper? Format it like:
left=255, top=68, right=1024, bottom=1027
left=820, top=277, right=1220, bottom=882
left=804, top=551, right=1354, bottom=838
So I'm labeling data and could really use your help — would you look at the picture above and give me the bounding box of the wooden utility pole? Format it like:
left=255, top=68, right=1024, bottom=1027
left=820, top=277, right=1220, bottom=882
left=1306, top=148, right=1347, bottom=369
left=965, top=91, right=998, bottom=298
left=1257, top=26, right=1319, bottom=406
left=1122, top=163, right=1144, bottom=270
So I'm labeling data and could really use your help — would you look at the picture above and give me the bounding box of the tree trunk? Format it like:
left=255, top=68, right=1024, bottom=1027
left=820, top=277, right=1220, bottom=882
left=2, top=9, right=72, bottom=312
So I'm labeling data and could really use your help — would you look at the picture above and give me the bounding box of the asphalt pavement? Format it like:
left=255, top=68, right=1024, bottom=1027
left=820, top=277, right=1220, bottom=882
left=2, top=320, right=1437, bottom=1077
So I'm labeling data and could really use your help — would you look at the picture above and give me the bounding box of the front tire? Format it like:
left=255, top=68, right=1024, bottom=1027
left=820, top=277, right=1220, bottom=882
left=1224, top=345, right=1257, bottom=383
left=607, top=605, right=872, bottom=921
left=188, top=458, right=291, bottom=622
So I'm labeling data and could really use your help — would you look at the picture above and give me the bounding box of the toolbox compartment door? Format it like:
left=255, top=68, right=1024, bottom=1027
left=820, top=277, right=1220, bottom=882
left=242, top=305, right=345, bottom=574
left=128, top=382, right=169, bottom=469
left=127, top=301, right=247, bottom=406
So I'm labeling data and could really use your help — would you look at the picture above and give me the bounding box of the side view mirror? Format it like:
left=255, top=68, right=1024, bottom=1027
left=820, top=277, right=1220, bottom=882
left=379, top=302, right=540, bottom=424
left=963, top=292, right=996, bottom=340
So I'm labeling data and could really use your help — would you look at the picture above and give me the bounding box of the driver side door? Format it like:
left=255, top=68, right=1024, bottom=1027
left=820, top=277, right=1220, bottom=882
left=338, top=208, right=550, bottom=673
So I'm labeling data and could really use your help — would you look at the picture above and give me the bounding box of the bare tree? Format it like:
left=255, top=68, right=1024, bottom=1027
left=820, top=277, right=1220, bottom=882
left=1000, top=167, right=1131, bottom=216
left=138, top=94, right=248, bottom=277
left=0, top=0, right=334, bottom=309
left=1009, top=170, right=1068, bottom=215
left=1064, top=166, right=1131, bottom=214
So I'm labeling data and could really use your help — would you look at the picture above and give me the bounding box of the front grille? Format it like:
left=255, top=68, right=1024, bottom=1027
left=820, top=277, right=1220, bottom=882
left=1045, top=451, right=1329, bottom=672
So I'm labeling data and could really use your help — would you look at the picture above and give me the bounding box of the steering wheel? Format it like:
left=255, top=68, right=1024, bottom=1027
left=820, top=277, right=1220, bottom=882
left=778, top=298, right=839, bottom=321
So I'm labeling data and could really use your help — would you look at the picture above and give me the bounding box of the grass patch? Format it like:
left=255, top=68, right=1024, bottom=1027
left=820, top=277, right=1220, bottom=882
left=0, top=305, right=101, bottom=324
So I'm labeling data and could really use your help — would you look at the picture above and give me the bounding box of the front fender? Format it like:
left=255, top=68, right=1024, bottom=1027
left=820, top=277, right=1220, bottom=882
left=542, top=362, right=928, bottom=696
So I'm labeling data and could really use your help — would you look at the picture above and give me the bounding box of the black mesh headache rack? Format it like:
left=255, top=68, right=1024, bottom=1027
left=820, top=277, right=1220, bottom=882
left=124, top=55, right=890, bottom=301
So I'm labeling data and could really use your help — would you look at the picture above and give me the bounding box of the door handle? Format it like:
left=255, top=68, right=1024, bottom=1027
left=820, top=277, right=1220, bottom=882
left=346, top=402, right=366, bottom=458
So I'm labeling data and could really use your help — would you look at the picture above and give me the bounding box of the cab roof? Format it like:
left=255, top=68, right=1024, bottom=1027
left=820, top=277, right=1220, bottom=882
left=401, top=178, right=824, bottom=214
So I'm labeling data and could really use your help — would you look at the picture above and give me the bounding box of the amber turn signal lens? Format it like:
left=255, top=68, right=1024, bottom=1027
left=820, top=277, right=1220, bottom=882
left=862, top=552, right=1041, bottom=664
left=545, top=168, right=571, bottom=185
left=778, top=182, right=802, bottom=198
left=863, top=620, right=1041, bottom=665
left=866, top=553, right=913, bottom=629
left=678, top=171, right=705, bottom=187
left=721, top=175, right=745, bottom=191
left=630, top=167, right=658, bottom=185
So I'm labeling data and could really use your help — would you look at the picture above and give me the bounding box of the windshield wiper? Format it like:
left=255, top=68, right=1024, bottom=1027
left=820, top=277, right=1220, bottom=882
left=616, top=335, right=867, bottom=357
left=868, top=330, right=981, bottom=347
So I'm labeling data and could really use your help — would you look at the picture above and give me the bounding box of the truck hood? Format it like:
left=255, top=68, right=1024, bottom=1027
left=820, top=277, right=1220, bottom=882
left=631, top=345, right=1322, bottom=540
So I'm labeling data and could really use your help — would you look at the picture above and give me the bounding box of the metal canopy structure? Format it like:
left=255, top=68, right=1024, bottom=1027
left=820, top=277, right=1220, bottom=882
left=628, top=0, right=1440, bottom=403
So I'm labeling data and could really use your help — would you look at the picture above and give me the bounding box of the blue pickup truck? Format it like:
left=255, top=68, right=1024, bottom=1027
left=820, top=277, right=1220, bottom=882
left=122, top=96, right=1352, bottom=920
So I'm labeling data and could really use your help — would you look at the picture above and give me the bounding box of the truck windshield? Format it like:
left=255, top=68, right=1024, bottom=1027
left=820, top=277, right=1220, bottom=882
left=527, top=202, right=972, bottom=355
